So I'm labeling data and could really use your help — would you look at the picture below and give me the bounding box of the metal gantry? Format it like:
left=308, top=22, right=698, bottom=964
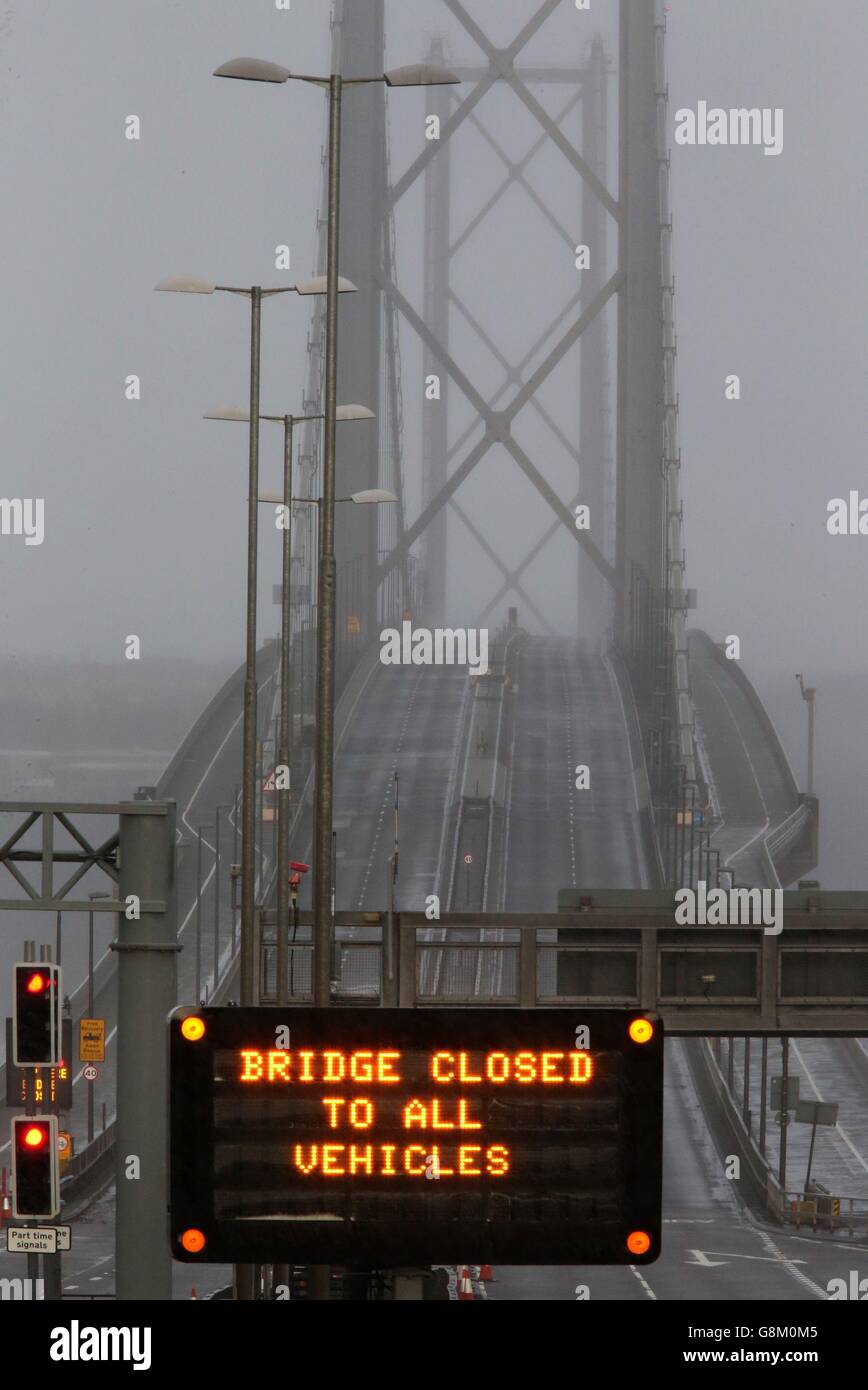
left=0, top=801, right=178, bottom=1300
left=252, top=892, right=868, bottom=1034
left=0, top=802, right=122, bottom=911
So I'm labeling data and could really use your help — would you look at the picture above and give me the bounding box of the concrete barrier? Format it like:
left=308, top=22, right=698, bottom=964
left=684, top=1036, right=785, bottom=1223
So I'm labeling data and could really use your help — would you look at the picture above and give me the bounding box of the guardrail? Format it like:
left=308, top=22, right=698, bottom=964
left=760, top=797, right=819, bottom=891
left=781, top=1189, right=868, bottom=1237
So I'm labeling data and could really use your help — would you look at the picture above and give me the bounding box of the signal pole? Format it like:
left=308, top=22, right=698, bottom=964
left=114, top=802, right=178, bottom=1301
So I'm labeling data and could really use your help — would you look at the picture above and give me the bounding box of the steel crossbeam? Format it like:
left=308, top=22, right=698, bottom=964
left=378, top=0, right=623, bottom=624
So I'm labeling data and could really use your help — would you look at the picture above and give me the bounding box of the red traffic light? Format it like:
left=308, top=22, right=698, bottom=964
left=12, top=1115, right=59, bottom=1219
left=13, top=962, right=62, bottom=1067
left=22, top=1124, right=48, bottom=1150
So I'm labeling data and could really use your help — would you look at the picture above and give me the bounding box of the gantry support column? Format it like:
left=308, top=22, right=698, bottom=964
left=616, top=0, right=665, bottom=648
left=114, top=801, right=178, bottom=1301
left=421, top=37, right=452, bottom=625
left=579, top=37, right=612, bottom=647
left=332, top=0, right=386, bottom=644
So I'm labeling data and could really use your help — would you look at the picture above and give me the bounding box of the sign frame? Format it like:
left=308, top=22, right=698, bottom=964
left=79, top=1018, right=105, bottom=1063
left=6, top=1224, right=70, bottom=1253
left=169, top=1006, right=663, bottom=1266
left=7, top=1226, right=56, bottom=1254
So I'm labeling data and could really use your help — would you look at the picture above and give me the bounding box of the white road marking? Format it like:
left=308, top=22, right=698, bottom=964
left=790, top=1040, right=868, bottom=1176
left=356, top=673, right=422, bottom=907
left=750, top=1226, right=827, bottom=1299
left=628, top=1265, right=657, bottom=1299
left=688, top=1249, right=806, bottom=1266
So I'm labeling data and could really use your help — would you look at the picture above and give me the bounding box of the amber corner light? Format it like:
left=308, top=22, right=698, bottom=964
left=181, top=1229, right=206, bottom=1254
left=628, top=1018, right=654, bottom=1045
left=181, top=1016, right=206, bottom=1043
left=627, top=1230, right=652, bottom=1256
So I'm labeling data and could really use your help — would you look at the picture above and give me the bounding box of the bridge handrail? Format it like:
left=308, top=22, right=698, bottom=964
left=689, top=628, right=802, bottom=804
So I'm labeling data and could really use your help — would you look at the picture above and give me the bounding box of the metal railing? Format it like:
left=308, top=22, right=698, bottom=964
left=253, top=904, right=868, bottom=1031
left=780, top=1188, right=868, bottom=1237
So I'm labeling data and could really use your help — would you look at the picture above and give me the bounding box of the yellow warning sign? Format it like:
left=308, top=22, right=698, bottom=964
left=58, top=1131, right=74, bottom=1167
left=79, top=1018, right=105, bottom=1062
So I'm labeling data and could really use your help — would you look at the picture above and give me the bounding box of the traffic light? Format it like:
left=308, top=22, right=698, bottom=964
left=12, top=963, right=61, bottom=1067
left=11, top=1116, right=60, bottom=1219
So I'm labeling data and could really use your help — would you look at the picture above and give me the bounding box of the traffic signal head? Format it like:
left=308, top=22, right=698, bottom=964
left=12, top=963, right=61, bottom=1067
left=11, top=1115, right=60, bottom=1219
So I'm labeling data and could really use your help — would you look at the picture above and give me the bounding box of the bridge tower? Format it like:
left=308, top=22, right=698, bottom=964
left=297, top=0, right=696, bottom=860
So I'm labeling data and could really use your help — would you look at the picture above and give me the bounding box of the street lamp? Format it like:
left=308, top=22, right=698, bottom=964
left=206, top=402, right=375, bottom=1004
left=214, top=57, right=459, bottom=1005
left=258, top=486, right=396, bottom=1006
left=156, top=274, right=356, bottom=1007
left=796, top=674, right=817, bottom=796
left=257, top=490, right=398, bottom=507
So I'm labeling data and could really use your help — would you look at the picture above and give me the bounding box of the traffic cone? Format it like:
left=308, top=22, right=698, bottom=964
left=479, top=1264, right=494, bottom=1282
left=190, top=1287, right=198, bottom=1300
left=457, top=1266, right=474, bottom=1300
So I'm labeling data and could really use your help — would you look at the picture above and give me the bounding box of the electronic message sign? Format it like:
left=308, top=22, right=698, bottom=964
left=5, top=1017, right=73, bottom=1111
left=169, top=1007, right=663, bottom=1266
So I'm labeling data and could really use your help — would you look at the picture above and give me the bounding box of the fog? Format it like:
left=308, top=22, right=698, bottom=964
left=1, top=0, right=866, bottom=887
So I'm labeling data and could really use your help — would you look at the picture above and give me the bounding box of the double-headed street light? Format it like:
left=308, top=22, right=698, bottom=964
left=206, top=402, right=376, bottom=1004
left=214, top=56, right=460, bottom=1006
left=257, top=486, right=397, bottom=999
left=156, top=274, right=356, bottom=1005
left=258, top=490, right=398, bottom=507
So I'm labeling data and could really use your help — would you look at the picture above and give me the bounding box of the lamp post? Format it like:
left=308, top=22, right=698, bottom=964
left=156, top=275, right=354, bottom=1006
left=206, top=403, right=375, bottom=1003
left=796, top=673, right=816, bottom=796
left=256, top=486, right=396, bottom=1000
left=195, top=825, right=206, bottom=1002
left=213, top=804, right=233, bottom=993
left=213, top=59, right=459, bottom=1006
